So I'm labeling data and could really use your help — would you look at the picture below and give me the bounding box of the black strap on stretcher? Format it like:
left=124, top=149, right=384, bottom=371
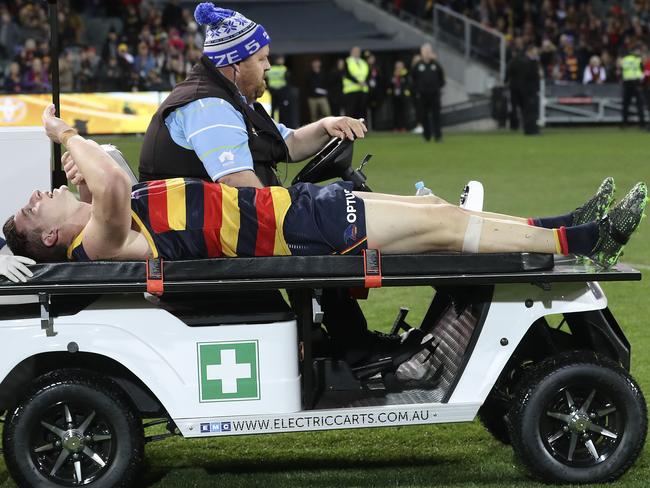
left=147, top=258, right=164, bottom=295
left=146, top=252, right=382, bottom=298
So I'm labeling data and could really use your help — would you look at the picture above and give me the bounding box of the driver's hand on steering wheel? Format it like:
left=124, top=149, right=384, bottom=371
left=322, top=117, right=367, bottom=141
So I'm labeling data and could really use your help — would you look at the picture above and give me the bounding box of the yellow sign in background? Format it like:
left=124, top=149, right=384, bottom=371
left=0, top=92, right=169, bottom=134
left=0, top=91, right=274, bottom=135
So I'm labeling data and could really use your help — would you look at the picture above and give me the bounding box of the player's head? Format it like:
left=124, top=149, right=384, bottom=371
left=3, top=186, right=81, bottom=262
left=194, top=2, right=271, bottom=102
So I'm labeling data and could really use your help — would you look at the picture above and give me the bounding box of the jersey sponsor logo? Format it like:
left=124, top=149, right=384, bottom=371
left=218, top=150, right=235, bottom=163
left=197, top=341, right=260, bottom=402
left=343, top=189, right=357, bottom=223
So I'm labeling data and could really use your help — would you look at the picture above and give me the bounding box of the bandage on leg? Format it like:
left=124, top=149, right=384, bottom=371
left=461, top=215, right=484, bottom=253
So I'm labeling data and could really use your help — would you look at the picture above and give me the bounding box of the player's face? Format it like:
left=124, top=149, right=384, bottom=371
left=237, top=45, right=271, bottom=102
left=14, top=187, right=76, bottom=235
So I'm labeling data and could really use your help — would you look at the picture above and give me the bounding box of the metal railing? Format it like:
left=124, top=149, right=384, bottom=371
left=433, top=5, right=506, bottom=82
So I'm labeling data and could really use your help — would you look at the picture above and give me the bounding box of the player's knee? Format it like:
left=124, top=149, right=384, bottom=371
left=424, top=204, right=468, bottom=249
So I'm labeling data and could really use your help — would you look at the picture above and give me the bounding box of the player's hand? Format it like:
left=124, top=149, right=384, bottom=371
left=42, top=104, right=73, bottom=144
left=322, top=116, right=367, bottom=140
left=0, top=255, right=35, bottom=283
left=62, top=151, right=85, bottom=185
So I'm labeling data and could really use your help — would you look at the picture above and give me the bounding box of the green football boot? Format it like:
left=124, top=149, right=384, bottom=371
left=589, top=182, right=648, bottom=268
left=572, top=177, right=616, bottom=226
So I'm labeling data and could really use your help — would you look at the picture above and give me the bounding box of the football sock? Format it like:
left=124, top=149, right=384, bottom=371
left=552, top=222, right=599, bottom=255
left=528, top=212, right=574, bottom=229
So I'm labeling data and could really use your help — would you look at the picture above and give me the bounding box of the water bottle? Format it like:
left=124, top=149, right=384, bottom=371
left=414, top=181, right=434, bottom=196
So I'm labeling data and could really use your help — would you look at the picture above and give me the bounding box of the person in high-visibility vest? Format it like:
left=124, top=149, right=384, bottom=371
left=343, top=46, right=369, bottom=119
left=266, top=55, right=290, bottom=124
left=619, top=47, right=646, bottom=128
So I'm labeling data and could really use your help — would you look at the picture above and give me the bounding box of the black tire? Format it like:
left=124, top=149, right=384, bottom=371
left=478, top=392, right=511, bottom=444
left=507, top=351, right=647, bottom=484
left=3, top=369, right=144, bottom=488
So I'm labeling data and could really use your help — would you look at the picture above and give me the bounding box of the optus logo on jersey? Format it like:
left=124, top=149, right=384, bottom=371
left=344, top=189, right=357, bottom=223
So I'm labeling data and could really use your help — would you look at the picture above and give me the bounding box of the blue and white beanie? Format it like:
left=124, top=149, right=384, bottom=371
left=194, top=2, right=270, bottom=67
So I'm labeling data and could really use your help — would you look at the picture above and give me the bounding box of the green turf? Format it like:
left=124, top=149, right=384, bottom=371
left=3, top=128, right=650, bottom=487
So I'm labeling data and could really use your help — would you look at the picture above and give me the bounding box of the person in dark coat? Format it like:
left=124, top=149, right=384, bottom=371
left=508, top=44, right=541, bottom=135
left=412, top=43, right=445, bottom=142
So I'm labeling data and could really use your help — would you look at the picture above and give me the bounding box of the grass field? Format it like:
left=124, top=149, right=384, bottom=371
left=2, top=128, right=650, bottom=487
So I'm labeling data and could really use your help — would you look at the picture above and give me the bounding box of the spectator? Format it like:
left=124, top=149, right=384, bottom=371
left=123, top=4, right=143, bottom=46
left=3, top=61, right=23, bottom=93
left=0, top=12, right=22, bottom=59
left=184, top=21, right=204, bottom=50
left=412, top=43, right=445, bottom=142
left=164, top=51, right=185, bottom=89
left=162, top=0, right=184, bottom=31
left=601, top=50, right=619, bottom=82
left=18, top=3, right=48, bottom=43
left=307, top=58, right=331, bottom=122
left=58, top=53, right=75, bottom=93
left=583, top=55, right=606, bottom=84
left=365, top=52, right=385, bottom=130
left=98, top=55, right=124, bottom=92
left=133, top=41, right=156, bottom=87
left=22, top=56, right=49, bottom=92
left=102, top=28, right=120, bottom=62
left=328, top=58, right=345, bottom=117
left=79, top=47, right=100, bottom=92
left=117, top=43, right=134, bottom=71
left=387, top=60, right=410, bottom=132
left=561, top=43, right=579, bottom=82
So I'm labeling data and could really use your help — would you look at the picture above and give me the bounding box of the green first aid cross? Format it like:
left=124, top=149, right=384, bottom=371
left=198, top=341, right=260, bottom=402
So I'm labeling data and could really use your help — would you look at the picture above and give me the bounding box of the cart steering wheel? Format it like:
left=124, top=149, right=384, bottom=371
left=291, top=137, right=354, bottom=186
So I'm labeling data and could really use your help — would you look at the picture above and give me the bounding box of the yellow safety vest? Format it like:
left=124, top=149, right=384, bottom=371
left=343, top=57, right=369, bottom=94
left=266, top=65, right=287, bottom=90
left=622, top=55, right=643, bottom=81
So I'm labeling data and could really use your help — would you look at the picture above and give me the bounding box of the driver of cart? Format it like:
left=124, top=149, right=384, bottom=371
left=138, top=2, right=378, bottom=191
left=2, top=105, right=647, bottom=272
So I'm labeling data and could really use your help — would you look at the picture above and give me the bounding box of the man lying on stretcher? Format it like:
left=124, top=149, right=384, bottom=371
left=3, top=105, right=648, bottom=268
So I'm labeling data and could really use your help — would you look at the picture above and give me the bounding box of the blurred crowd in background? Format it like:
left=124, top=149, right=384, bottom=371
left=0, top=0, right=204, bottom=93
left=387, top=0, right=650, bottom=84
left=1, top=0, right=649, bottom=132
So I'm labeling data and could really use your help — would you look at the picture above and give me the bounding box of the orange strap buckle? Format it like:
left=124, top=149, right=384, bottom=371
left=146, top=258, right=164, bottom=296
left=363, top=249, right=382, bottom=288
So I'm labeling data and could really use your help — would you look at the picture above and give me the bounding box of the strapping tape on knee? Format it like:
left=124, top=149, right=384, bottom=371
left=462, top=215, right=483, bottom=253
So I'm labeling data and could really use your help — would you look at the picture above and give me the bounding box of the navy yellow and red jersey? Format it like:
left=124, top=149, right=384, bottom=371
left=67, top=178, right=292, bottom=261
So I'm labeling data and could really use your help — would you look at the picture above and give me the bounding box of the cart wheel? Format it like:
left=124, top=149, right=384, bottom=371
left=508, top=352, right=647, bottom=484
left=3, top=369, right=144, bottom=488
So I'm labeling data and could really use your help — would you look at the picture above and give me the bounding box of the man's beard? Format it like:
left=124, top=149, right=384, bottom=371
left=253, top=79, right=266, bottom=101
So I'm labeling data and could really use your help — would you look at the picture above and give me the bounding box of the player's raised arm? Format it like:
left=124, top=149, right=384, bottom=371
left=41, top=105, right=132, bottom=258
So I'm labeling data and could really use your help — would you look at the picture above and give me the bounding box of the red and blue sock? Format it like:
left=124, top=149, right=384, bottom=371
left=527, top=212, right=574, bottom=229
left=552, top=222, right=599, bottom=255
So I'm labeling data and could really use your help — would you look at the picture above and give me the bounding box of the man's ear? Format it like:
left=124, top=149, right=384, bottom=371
left=41, top=228, right=59, bottom=248
left=232, top=62, right=241, bottom=74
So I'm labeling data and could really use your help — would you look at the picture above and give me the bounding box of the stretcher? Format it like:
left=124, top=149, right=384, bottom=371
left=0, top=250, right=644, bottom=487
